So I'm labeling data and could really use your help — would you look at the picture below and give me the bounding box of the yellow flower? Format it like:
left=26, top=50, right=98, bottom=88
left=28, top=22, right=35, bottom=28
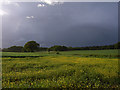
left=31, top=83, right=33, bottom=85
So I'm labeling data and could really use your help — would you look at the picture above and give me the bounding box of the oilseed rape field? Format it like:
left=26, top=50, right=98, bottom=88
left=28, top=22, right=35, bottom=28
left=1, top=49, right=120, bottom=88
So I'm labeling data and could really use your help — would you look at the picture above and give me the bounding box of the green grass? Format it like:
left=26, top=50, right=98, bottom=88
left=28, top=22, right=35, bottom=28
left=61, top=49, right=118, bottom=55
left=1, top=49, right=119, bottom=58
left=2, top=49, right=120, bottom=88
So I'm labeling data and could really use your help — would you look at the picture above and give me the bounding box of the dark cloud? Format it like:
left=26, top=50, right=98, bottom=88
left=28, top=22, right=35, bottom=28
left=2, top=2, right=118, bottom=48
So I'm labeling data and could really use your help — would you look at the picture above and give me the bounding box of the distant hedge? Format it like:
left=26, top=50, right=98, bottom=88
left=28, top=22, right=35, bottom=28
left=2, top=42, right=120, bottom=52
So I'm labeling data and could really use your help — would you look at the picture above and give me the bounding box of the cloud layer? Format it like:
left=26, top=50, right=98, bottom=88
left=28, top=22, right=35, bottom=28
left=2, top=2, right=118, bottom=48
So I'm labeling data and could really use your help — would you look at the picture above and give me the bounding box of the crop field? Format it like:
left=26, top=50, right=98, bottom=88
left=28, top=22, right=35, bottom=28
left=1, top=49, right=120, bottom=88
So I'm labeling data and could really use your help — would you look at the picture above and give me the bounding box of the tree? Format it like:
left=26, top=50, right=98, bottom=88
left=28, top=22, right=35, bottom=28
left=9, top=46, right=23, bottom=52
left=23, top=41, right=40, bottom=52
left=2, top=46, right=23, bottom=52
left=49, top=45, right=68, bottom=51
left=47, top=48, right=51, bottom=53
left=0, top=48, right=2, bottom=52
left=39, top=47, right=48, bottom=51
left=114, top=42, right=120, bottom=49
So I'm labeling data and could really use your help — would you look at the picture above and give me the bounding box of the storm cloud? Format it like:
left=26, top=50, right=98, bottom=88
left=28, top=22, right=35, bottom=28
left=2, top=2, right=118, bottom=48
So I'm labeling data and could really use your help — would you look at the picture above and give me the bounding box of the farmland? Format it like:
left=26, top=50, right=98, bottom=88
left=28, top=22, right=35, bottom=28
left=1, top=49, right=120, bottom=88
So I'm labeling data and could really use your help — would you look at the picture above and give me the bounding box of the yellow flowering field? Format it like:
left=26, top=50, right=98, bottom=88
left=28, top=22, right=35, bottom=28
left=2, top=50, right=120, bottom=88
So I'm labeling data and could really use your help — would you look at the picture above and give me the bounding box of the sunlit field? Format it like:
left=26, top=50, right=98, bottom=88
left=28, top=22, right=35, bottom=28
left=2, top=49, right=120, bottom=88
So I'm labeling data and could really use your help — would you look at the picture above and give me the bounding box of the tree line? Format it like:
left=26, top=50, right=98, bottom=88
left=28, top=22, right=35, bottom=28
left=1, top=41, right=120, bottom=52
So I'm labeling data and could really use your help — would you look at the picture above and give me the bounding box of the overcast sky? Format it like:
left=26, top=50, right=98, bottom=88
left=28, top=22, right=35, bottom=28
left=2, top=2, right=118, bottom=48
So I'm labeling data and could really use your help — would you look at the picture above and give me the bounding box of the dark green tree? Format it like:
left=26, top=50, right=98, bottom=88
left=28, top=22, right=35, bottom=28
left=23, top=41, right=40, bottom=52
left=47, top=48, right=51, bottom=53
left=49, top=45, right=68, bottom=51
left=2, top=46, right=23, bottom=52
left=114, top=42, right=120, bottom=49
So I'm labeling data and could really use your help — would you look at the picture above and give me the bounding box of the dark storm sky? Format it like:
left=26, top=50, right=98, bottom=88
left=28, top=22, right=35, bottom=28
left=2, top=2, right=118, bottom=48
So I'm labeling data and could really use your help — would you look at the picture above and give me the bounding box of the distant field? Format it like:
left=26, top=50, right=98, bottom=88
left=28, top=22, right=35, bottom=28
left=2, top=49, right=120, bottom=88
left=1, top=49, right=119, bottom=58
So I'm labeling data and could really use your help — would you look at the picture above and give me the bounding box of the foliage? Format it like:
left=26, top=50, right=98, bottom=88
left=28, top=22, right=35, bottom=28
left=114, top=42, right=120, bottom=49
left=23, top=41, right=40, bottom=52
left=0, top=48, right=2, bottom=52
left=2, top=42, right=120, bottom=52
left=2, top=46, right=23, bottom=52
left=39, top=47, right=48, bottom=51
left=49, top=45, right=68, bottom=51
